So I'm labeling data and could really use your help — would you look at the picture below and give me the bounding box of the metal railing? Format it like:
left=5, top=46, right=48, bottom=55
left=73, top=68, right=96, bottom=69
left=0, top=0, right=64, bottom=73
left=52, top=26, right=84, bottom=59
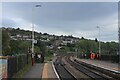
left=0, top=54, right=31, bottom=78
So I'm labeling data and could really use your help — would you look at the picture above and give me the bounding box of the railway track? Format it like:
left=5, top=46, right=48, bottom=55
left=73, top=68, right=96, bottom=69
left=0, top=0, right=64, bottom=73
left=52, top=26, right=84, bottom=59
left=73, top=58, right=120, bottom=80
left=53, top=55, right=119, bottom=80
left=53, top=57, right=76, bottom=80
left=65, top=56, right=118, bottom=80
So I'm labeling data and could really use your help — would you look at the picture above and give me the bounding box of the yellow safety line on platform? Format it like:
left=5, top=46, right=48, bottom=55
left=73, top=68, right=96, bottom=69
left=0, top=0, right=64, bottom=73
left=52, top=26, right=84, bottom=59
left=0, top=56, right=9, bottom=59
left=42, top=63, right=48, bottom=79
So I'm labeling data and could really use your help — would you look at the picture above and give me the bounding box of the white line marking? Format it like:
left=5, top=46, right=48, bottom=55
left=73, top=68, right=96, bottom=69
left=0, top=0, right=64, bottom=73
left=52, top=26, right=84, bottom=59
left=76, top=58, right=120, bottom=73
left=52, top=61, right=60, bottom=80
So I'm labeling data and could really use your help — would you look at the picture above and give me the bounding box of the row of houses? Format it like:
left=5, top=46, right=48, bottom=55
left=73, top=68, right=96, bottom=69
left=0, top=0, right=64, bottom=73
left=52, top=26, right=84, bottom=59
left=10, top=33, right=79, bottom=43
left=3, top=27, right=79, bottom=47
left=2, top=27, right=79, bottom=43
left=10, top=34, right=32, bottom=40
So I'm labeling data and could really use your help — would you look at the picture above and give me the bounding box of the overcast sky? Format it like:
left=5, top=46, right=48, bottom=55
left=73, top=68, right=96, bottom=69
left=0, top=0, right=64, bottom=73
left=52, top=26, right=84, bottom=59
left=1, top=2, right=118, bottom=42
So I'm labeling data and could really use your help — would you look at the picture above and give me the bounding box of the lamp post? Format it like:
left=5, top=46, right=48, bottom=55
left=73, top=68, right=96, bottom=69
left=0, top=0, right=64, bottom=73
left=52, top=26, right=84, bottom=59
left=31, top=4, right=41, bottom=66
left=32, top=4, right=41, bottom=54
left=96, top=26, right=101, bottom=56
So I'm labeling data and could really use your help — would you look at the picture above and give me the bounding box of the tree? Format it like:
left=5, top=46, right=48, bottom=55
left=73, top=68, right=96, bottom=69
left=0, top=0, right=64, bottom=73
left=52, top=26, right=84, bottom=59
left=2, top=29, right=11, bottom=55
left=76, top=39, right=98, bottom=55
left=81, top=37, right=84, bottom=39
left=16, top=27, right=20, bottom=30
left=34, top=46, right=40, bottom=53
left=35, top=40, right=46, bottom=55
left=43, top=33, right=48, bottom=35
left=95, top=38, right=98, bottom=42
left=10, top=40, right=31, bottom=54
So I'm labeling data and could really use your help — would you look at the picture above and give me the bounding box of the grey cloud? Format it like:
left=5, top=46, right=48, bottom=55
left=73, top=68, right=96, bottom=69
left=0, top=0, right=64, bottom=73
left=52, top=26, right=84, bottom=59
left=2, top=2, right=118, bottom=42
left=2, top=18, right=17, bottom=27
left=2, top=2, right=117, bottom=24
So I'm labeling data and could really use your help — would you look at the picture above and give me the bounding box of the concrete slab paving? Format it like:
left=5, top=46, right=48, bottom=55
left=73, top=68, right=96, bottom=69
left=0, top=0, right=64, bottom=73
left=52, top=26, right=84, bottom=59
left=74, top=57, right=119, bottom=72
left=23, top=63, right=44, bottom=78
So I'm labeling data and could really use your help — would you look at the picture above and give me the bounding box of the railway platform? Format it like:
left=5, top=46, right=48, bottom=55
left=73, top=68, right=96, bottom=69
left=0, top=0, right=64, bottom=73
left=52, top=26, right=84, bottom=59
left=23, top=61, right=58, bottom=79
left=74, top=57, right=119, bottom=73
left=42, top=61, right=59, bottom=79
left=23, top=63, right=44, bottom=78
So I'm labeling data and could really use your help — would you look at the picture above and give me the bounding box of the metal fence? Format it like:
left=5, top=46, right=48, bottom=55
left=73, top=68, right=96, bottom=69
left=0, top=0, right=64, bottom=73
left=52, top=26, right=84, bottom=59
left=7, top=54, right=31, bottom=78
left=100, top=55, right=119, bottom=63
left=78, top=53, right=119, bottom=63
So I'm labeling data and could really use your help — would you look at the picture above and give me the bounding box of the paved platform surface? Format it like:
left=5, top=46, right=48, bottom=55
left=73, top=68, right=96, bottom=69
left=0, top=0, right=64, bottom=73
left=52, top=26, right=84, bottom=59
left=23, top=63, right=44, bottom=78
left=74, top=57, right=119, bottom=73
left=23, top=61, right=58, bottom=79
left=42, top=62, right=58, bottom=79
